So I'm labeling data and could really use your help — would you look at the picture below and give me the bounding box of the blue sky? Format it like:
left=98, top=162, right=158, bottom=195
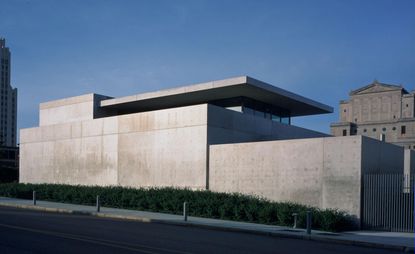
left=1, top=0, right=414, bottom=136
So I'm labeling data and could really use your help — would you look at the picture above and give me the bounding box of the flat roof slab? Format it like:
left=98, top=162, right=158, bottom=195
left=100, top=76, right=333, bottom=117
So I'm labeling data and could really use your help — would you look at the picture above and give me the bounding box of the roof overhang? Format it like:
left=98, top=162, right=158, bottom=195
left=100, top=76, right=333, bottom=117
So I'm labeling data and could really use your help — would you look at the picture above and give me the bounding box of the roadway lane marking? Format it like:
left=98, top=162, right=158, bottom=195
left=0, top=222, right=193, bottom=254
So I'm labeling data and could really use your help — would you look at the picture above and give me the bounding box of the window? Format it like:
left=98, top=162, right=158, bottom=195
left=363, top=129, right=367, bottom=133
left=342, top=129, right=347, bottom=136
left=382, top=127, right=386, bottom=132
left=406, top=104, right=409, bottom=107
left=281, top=117, right=290, bottom=125
left=401, top=126, right=406, bottom=135
left=213, top=97, right=291, bottom=124
left=373, top=128, right=377, bottom=132
left=392, top=127, right=396, bottom=131
left=343, top=109, right=347, bottom=112
left=271, top=115, right=280, bottom=122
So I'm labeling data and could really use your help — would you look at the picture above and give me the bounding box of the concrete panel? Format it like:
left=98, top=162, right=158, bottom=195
left=209, top=136, right=404, bottom=218
left=118, top=104, right=208, bottom=134
left=361, top=136, right=404, bottom=173
left=82, top=119, right=104, bottom=137
left=210, top=135, right=406, bottom=219
left=208, top=105, right=272, bottom=135
left=71, top=122, right=82, bottom=138
left=118, top=126, right=207, bottom=189
left=53, top=138, right=82, bottom=184
left=20, top=104, right=210, bottom=189
left=40, top=101, right=94, bottom=126
left=20, top=127, right=42, bottom=144
left=270, top=121, right=329, bottom=140
left=103, top=117, right=118, bottom=135
left=207, top=126, right=261, bottom=145
left=209, top=138, right=325, bottom=209
left=20, top=141, right=55, bottom=184
left=39, top=94, right=112, bottom=126
left=207, top=104, right=328, bottom=145
left=20, top=134, right=119, bottom=186
left=40, top=124, right=70, bottom=141
left=40, top=94, right=96, bottom=110
left=322, top=136, right=362, bottom=217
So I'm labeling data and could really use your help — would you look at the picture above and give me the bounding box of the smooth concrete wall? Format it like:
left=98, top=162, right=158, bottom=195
left=39, top=94, right=111, bottom=126
left=116, top=105, right=208, bottom=189
left=320, top=136, right=363, bottom=217
left=20, top=118, right=119, bottom=186
left=361, top=136, right=404, bottom=173
left=207, top=104, right=328, bottom=145
left=20, top=104, right=209, bottom=189
left=23, top=101, right=335, bottom=192
left=404, top=149, right=415, bottom=176
left=22, top=102, right=330, bottom=189
left=209, top=136, right=403, bottom=218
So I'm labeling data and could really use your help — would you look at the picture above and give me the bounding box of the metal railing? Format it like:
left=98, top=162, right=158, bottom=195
left=362, top=173, right=414, bottom=232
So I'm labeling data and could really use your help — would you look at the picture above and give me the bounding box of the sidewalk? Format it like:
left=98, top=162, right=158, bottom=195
left=0, top=196, right=413, bottom=252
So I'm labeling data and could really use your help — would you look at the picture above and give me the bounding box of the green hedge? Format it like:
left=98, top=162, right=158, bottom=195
left=0, top=183, right=357, bottom=231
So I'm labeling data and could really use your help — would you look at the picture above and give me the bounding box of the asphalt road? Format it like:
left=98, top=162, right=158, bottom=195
left=0, top=206, right=403, bottom=254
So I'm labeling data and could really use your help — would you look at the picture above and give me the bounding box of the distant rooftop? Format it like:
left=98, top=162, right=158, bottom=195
left=350, top=80, right=408, bottom=96
left=100, top=76, right=333, bottom=117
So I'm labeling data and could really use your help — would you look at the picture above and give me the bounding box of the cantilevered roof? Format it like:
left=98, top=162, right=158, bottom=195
left=100, top=76, right=333, bottom=117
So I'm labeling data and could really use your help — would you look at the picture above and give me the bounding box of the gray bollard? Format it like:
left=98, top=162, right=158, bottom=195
left=306, top=211, right=312, bottom=234
left=96, top=195, right=100, bottom=212
left=292, top=213, right=298, bottom=229
left=183, top=202, right=188, bottom=221
left=33, top=191, right=36, bottom=206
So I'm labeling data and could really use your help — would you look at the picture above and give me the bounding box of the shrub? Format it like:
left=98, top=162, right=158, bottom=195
left=0, top=183, right=357, bottom=231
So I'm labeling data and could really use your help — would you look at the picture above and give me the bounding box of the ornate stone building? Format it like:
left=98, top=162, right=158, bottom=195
left=331, top=80, right=415, bottom=149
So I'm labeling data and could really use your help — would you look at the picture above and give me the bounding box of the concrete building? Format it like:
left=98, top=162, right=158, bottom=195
left=331, top=80, right=415, bottom=149
left=20, top=76, right=408, bottom=220
left=0, top=38, right=17, bottom=147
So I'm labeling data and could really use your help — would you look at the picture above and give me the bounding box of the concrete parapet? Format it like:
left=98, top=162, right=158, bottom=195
left=209, top=136, right=404, bottom=218
left=39, top=94, right=112, bottom=126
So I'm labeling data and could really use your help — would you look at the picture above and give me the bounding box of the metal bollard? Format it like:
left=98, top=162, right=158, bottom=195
left=292, top=213, right=298, bottom=229
left=306, top=211, right=312, bottom=234
left=33, top=191, right=36, bottom=206
left=96, top=195, right=100, bottom=212
left=183, top=202, right=188, bottom=221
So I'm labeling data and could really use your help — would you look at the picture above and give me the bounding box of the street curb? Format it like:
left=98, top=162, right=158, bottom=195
left=0, top=202, right=413, bottom=253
